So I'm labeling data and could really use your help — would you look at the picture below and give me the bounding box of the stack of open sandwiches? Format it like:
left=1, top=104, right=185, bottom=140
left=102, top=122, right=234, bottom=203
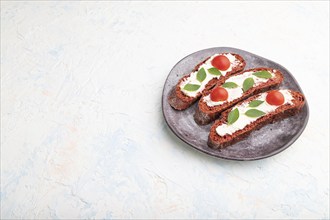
left=168, top=53, right=305, bottom=149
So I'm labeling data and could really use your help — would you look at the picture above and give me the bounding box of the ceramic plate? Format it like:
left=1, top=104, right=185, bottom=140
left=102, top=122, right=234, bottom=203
left=162, top=47, right=309, bottom=161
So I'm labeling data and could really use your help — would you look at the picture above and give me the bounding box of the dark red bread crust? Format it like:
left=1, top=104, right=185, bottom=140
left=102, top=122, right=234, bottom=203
left=168, top=53, right=246, bottom=110
left=194, top=68, right=283, bottom=125
left=208, top=90, right=305, bottom=149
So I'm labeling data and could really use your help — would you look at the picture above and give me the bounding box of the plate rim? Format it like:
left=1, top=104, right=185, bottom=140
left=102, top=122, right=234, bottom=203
left=161, top=46, right=309, bottom=161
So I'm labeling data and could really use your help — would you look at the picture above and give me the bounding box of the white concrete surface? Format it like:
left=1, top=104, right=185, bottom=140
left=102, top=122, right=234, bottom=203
left=1, top=1, right=329, bottom=219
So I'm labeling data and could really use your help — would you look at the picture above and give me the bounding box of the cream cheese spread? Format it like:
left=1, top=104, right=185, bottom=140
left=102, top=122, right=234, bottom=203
left=204, top=70, right=276, bottom=107
left=180, top=53, right=240, bottom=97
left=215, top=90, right=293, bottom=137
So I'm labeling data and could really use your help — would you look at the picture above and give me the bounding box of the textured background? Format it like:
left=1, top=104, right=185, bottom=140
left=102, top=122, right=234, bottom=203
left=1, top=1, right=329, bottom=219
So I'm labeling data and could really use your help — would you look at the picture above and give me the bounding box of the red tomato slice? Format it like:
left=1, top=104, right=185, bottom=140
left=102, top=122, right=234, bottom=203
left=210, top=87, right=228, bottom=102
left=211, top=55, right=230, bottom=71
left=266, top=90, right=285, bottom=106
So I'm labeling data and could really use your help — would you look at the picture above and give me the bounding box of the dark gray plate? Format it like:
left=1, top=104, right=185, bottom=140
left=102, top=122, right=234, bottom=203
left=162, top=47, right=309, bottom=161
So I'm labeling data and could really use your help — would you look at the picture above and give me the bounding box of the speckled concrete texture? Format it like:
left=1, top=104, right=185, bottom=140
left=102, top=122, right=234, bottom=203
left=1, top=1, right=329, bottom=219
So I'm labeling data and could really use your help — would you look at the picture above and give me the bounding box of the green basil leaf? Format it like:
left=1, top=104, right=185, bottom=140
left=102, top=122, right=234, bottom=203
left=243, top=77, right=254, bottom=92
left=245, top=109, right=266, bottom=117
left=222, top=82, right=239, bottom=88
left=252, top=71, right=272, bottom=79
left=196, top=68, right=207, bottom=82
left=248, top=100, right=264, bottom=107
left=183, top=84, right=200, bottom=91
left=227, top=108, right=239, bottom=125
left=208, top=67, right=222, bottom=76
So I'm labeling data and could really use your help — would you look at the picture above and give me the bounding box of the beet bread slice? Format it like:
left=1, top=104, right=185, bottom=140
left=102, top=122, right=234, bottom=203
left=194, top=68, right=284, bottom=125
left=208, top=89, right=305, bottom=149
left=168, top=53, right=246, bottom=110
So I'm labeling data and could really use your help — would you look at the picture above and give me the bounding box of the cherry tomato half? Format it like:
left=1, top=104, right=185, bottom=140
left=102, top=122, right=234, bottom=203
left=266, top=90, right=285, bottom=106
left=210, top=87, right=228, bottom=102
left=211, top=55, right=230, bottom=71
